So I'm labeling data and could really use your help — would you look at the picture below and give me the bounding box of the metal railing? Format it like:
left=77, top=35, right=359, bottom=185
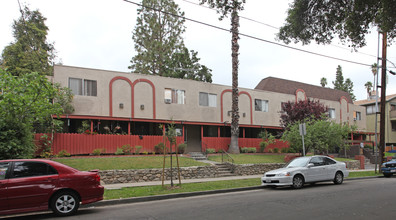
left=220, top=149, right=235, bottom=164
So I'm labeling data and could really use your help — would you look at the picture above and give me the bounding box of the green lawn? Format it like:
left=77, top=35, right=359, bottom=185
left=54, top=156, right=208, bottom=171
left=104, top=178, right=260, bottom=200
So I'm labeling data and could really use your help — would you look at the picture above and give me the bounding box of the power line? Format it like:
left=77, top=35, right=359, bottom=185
left=123, top=0, right=383, bottom=68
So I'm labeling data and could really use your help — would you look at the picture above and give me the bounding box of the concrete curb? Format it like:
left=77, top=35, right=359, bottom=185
left=82, top=175, right=382, bottom=208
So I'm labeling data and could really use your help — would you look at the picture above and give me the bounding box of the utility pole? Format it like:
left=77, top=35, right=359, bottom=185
left=379, top=32, right=387, bottom=166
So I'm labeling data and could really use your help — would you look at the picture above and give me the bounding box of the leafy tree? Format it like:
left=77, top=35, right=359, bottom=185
left=166, top=47, right=212, bottom=82
left=320, top=77, right=327, bottom=87
left=278, top=0, right=396, bottom=48
left=0, top=70, right=64, bottom=159
left=282, top=119, right=352, bottom=155
left=280, top=99, right=329, bottom=128
left=1, top=6, right=55, bottom=76
left=130, top=0, right=212, bottom=82
left=200, top=0, right=246, bottom=154
left=332, top=65, right=356, bottom=100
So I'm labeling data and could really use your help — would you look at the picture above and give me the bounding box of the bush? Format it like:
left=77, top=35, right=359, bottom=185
left=240, top=147, right=249, bottom=153
left=287, top=148, right=296, bottom=153
left=178, top=143, right=187, bottom=154
left=121, top=144, right=132, bottom=154
left=115, top=147, right=124, bottom=155
left=273, top=148, right=279, bottom=153
left=135, top=146, right=142, bottom=154
left=259, top=142, right=267, bottom=153
left=281, top=148, right=289, bottom=153
left=57, top=150, right=71, bottom=157
left=248, top=147, right=257, bottom=153
left=92, top=148, right=105, bottom=156
left=206, top=148, right=216, bottom=154
left=154, top=142, right=167, bottom=154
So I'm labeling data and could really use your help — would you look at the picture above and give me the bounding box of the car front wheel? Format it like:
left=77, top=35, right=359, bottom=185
left=333, top=171, right=344, bottom=185
left=292, top=175, right=304, bottom=189
left=50, top=191, right=80, bottom=216
left=383, top=173, right=392, bottom=178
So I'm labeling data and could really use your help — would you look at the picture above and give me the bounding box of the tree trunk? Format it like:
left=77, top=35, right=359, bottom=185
left=228, top=7, right=240, bottom=154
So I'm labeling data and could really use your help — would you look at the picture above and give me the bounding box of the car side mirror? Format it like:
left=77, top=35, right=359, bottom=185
left=307, top=163, right=314, bottom=168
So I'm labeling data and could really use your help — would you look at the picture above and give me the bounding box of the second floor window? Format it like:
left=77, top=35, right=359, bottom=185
left=199, top=92, right=216, bottom=107
left=328, top=108, right=336, bottom=119
left=69, top=78, right=97, bottom=96
left=255, top=99, right=268, bottom=112
left=164, top=88, right=185, bottom=104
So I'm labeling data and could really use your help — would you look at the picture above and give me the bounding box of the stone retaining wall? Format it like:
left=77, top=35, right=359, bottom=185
left=99, top=160, right=361, bottom=184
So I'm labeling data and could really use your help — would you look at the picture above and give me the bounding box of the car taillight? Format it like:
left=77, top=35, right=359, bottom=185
left=95, top=173, right=101, bottom=184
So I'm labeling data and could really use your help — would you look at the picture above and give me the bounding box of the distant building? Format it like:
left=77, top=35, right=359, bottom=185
left=355, top=94, right=396, bottom=146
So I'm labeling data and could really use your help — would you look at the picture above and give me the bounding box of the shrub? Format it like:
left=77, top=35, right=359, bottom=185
left=121, top=144, right=132, bottom=154
left=206, top=148, right=216, bottom=154
left=268, top=148, right=273, bottom=153
left=178, top=143, right=187, bottom=154
left=143, top=151, right=148, bottom=155
left=288, top=148, right=296, bottom=153
left=259, top=142, right=267, bottom=153
left=240, top=147, right=249, bottom=153
left=154, top=142, right=166, bottom=154
left=57, top=150, right=71, bottom=157
left=92, top=148, right=105, bottom=156
left=135, top=146, right=142, bottom=154
left=273, top=148, right=279, bottom=153
left=281, top=148, right=288, bottom=153
left=115, top=147, right=124, bottom=155
left=248, top=147, right=257, bottom=153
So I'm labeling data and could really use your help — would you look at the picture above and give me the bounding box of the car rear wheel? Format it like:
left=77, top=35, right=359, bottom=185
left=292, top=175, right=304, bottom=189
left=50, top=191, right=80, bottom=216
left=333, top=171, right=344, bottom=185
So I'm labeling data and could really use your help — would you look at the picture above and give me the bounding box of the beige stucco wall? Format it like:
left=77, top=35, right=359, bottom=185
left=53, top=65, right=366, bottom=131
left=363, top=101, right=396, bottom=144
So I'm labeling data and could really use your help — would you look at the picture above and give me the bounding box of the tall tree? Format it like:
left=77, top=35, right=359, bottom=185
left=278, top=0, right=396, bottom=165
left=371, top=63, right=378, bottom=92
left=1, top=6, right=55, bottom=76
left=130, top=0, right=212, bottom=82
left=332, top=65, right=356, bottom=100
left=280, top=99, right=329, bottom=128
left=200, top=0, right=246, bottom=154
left=364, top=81, right=373, bottom=98
left=320, top=77, right=327, bottom=87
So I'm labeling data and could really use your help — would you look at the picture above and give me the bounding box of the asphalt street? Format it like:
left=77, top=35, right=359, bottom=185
left=3, top=176, right=395, bottom=220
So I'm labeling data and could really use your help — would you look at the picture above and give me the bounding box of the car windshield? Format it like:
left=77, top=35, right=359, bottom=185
left=286, top=157, right=311, bottom=168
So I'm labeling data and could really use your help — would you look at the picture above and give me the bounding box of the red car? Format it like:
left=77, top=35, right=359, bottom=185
left=0, top=159, right=104, bottom=216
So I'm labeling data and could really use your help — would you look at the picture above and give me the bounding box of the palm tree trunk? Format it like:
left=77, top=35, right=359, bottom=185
left=229, top=7, right=240, bottom=154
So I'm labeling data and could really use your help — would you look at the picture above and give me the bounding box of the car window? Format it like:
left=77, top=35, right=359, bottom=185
left=286, top=157, right=310, bottom=168
left=310, top=157, right=325, bottom=166
left=12, top=162, right=58, bottom=178
left=0, top=162, right=10, bottom=180
left=324, top=157, right=336, bottom=165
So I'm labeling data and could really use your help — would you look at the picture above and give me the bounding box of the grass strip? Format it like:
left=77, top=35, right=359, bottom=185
left=104, top=178, right=260, bottom=200
left=54, top=156, right=208, bottom=171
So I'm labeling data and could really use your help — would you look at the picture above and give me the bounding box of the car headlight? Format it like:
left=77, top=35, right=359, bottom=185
left=276, top=172, right=291, bottom=177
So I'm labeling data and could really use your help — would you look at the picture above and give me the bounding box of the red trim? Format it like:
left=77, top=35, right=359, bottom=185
left=109, top=76, right=134, bottom=117
left=56, top=115, right=283, bottom=129
left=220, top=89, right=253, bottom=124
left=132, top=79, right=156, bottom=119
left=295, top=89, right=307, bottom=102
left=339, top=96, right=349, bottom=122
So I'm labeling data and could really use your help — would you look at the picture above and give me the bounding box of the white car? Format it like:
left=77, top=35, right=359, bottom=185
left=261, top=156, right=349, bottom=189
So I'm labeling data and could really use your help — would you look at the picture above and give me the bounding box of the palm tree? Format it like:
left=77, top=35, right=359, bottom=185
left=320, top=77, right=327, bottom=87
left=371, top=63, right=378, bottom=91
left=200, top=0, right=245, bottom=153
left=364, top=81, right=373, bottom=99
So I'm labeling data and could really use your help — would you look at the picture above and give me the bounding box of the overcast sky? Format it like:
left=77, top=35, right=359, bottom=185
left=1, top=0, right=395, bottom=101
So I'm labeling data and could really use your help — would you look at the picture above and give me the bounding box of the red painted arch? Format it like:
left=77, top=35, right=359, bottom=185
left=295, top=89, right=307, bottom=102
left=109, top=77, right=156, bottom=119
left=220, top=89, right=253, bottom=124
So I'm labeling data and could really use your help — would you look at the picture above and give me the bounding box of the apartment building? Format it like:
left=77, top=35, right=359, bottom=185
left=50, top=65, right=366, bottom=153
